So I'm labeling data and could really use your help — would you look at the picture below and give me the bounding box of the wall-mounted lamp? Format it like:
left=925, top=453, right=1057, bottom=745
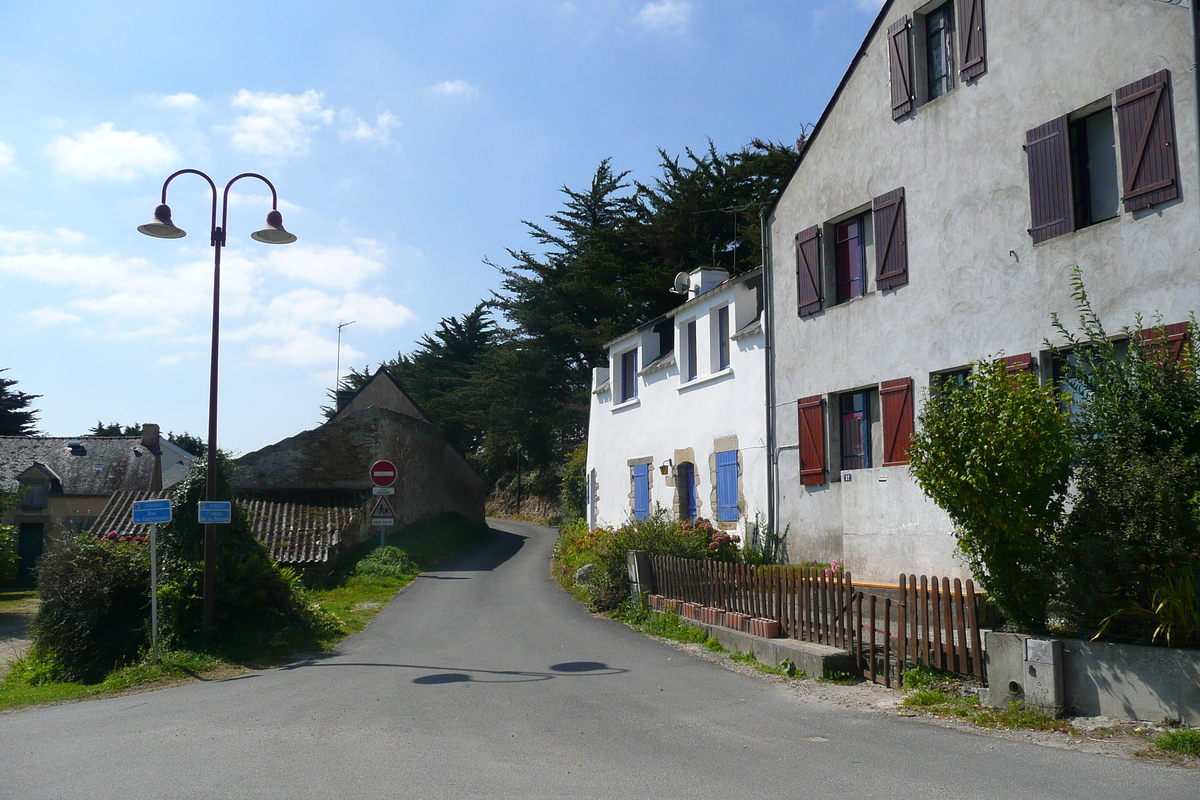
left=659, top=458, right=673, bottom=476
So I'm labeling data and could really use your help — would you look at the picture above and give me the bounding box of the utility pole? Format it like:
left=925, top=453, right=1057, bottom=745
left=336, top=320, right=356, bottom=394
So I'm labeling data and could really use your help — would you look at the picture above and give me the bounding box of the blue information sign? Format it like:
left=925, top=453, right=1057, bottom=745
left=132, top=499, right=172, bottom=525
left=197, top=501, right=232, bottom=524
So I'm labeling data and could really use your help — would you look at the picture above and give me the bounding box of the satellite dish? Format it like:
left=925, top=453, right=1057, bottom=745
left=671, top=271, right=690, bottom=295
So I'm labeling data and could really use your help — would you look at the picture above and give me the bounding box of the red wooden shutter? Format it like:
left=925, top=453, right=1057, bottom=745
left=888, top=17, right=914, bottom=120
left=873, top=187, right=908, bottom=290
left=880, top=378, right=914, bottom=467
left=795, top=225, right=822, bottom=316
left=999, top=353, right=1034, bottom=373
left=1115, top=70, right=1179, bottom=213
left=955, top=0, right=987, bottom=81
left=1138, top=321, right=1190, bottom=364
left=1025, top=115, right=1075, bottom=244
left=798, top=395, right=827, bottom=486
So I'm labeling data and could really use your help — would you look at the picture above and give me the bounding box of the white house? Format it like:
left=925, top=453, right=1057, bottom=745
left=586, top=268, right=767, bottom=540
left=763, top=0, right=1199, bottom=582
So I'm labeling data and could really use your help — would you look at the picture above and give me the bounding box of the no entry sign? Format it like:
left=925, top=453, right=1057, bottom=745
left=370, top=459, right=398, bottom=487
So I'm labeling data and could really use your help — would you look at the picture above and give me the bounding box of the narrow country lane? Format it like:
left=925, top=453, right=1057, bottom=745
left=1, top=520, right=1194, bottom=799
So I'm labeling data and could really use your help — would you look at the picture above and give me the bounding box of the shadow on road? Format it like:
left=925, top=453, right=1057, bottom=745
left=280, top=654, right=626, bottom=685
left=426, top=526, right=527, bottom=573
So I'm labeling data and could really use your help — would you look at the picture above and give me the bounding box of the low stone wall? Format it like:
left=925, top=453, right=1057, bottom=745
left=983, top=631, right=1200, bottom=724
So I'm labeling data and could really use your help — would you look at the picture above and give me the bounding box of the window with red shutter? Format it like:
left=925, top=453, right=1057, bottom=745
left=955, top=0, right=986, bottom=81
left=880, top=378, right=914, bottom=467
left=889, top=17, right=914, bottom=120
left=1115, top=70, right=1179, bottom=213
left=797, top=395, right=826, bottom=486
left=873, top=188, right=908, bottom=290
left=999, top=353, right=1034, bottom=374
left=1025, top=115, right=1075, bottom=244
left=795, top=225, right=822, bottom=316
left=1138, top=321, right=1190, bottom=364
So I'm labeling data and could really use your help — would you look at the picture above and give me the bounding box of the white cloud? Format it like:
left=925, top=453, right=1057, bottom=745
left=636, top=1, right=692, bottom=33
left=26, top=307, right=81, bottom=328
left=47, top=123, right=178, bottom=180
left=161, top=93, right=201, bottom=110
left=225, top=191, right=301, bottom=214
left=0, top=141, right=12, bottom=170
left=264, top=239, right=387, bottom=289
left=340, top=112, right=401, bottom=145
left=430, top=80, right=479, bottom=98
left=226, top=89, right=333, bottom=157
left=0, top=228, right=86, bottom=252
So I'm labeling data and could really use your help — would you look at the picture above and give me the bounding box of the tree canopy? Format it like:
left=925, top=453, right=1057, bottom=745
left=0, top=369, right=40, bottom=436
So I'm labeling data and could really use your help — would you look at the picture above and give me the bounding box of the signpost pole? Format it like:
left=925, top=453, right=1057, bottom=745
left=150, top=522, right=159, bottom=665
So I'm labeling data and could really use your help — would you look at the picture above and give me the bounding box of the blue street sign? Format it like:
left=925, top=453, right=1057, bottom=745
left=132, top=499, right=172, bottom=525
left=197, top=501, right=232, bottom=524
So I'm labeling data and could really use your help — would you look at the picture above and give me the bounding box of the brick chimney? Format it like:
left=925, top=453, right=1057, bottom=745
left=141, top=423, right=163, bottom=491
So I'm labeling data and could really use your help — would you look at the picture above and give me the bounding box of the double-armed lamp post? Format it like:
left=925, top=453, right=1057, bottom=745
left=138, top=170, right=297, bottom=630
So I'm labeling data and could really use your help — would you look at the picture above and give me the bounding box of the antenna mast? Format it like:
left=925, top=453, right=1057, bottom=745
left=336, top=319, right=356, bottom=393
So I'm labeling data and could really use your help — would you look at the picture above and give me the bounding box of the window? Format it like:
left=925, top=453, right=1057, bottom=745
left=925, top=3, right=953, bottom=101
left=1115, top=70, right=1179, bottom=213
left=1070, top=109, right=1119, bottom=229
left=685, top=320, right=698, bottom=381
left=715, top=451, right=739, bottom=523
left=840, top=391, right=871, bottom=471
left=798, top=395, right=827, bottom=486
left=796, top=225, right=822, bottom=316
left=931, top=367, right=971, bottom=392
left=631, top=463, right=650, bottom=520
left=619, top=348, right=638, bottom=403
left=677, top=462, right=696, bottom=520
left=835, top=215, right=867, bottom=303
left=19, top=484, right=46, bottom=510
left=880, top=378, right=915, bottom=467
left=716, top=306, right=730, bottom=370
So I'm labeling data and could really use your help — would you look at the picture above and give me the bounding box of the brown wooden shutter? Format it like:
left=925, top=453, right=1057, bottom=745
left=798, top=395, right=827, bottom=486
left=880, top=378, right=914, bottom=467
left=1115, top=70, right=1179, bottom=213
left=1138, top=321, right=1190, bottom=364
left=955, top=0, right=987, bottom=81
left=1025, top=115, right=1074, bottom=244
left=873, top=187, right=908, bottom=290
left=999, top=353, right=1034, bottom=373
left=795, top=225, right=822, bottom=316
left=888, top=17, right=914, bottom=120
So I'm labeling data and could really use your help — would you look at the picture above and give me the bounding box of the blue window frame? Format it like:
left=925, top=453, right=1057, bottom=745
left=840, top=391, right=871, bottom=470
left=632, top=464, right=650, bottom=520
left=715, top=450, right=739, bottom=523
left=677, top=462, right=696, bottom=520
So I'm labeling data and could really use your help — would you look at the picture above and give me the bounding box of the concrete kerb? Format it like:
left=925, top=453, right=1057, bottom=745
left=663, top=611, right=859, bottom=678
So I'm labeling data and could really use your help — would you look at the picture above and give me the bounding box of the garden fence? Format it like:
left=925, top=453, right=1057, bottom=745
left=645, top=556, right=987, bottom=686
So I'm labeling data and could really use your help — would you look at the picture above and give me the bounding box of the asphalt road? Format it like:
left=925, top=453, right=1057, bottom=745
left=2, top=519, right=1195, bottom=799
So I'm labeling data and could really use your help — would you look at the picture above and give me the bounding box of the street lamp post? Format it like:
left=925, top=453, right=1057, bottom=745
left=138, top=169, right=297, bottom=631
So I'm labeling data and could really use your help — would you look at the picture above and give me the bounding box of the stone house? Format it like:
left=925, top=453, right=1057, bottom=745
left=762, top=0, right=1198, bottom=582
left=586, top=267, right=767, bottom=541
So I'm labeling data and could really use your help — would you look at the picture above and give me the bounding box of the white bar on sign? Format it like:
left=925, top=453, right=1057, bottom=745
left=371, top=518, right=395, bottom=526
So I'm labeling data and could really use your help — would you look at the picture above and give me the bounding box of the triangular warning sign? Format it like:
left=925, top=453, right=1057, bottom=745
left=371, top=496, right=395, bottom=518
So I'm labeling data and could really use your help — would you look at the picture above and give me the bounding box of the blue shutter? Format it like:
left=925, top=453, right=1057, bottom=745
left=715, top=451, right=739, bottom=522
left=632, top=464, right=650, bottom=520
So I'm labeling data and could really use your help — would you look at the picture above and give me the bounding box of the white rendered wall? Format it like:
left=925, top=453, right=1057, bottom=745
left=766, top=0, right=1200, bottom=583
left=586, top=273, right=768, bottom=543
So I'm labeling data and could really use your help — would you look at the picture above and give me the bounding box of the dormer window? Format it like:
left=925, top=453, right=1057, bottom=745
left=20, top=484, right=46, bottom=510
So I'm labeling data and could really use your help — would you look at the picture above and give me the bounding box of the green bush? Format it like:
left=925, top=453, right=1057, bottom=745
left=1051, top=278, right=1200, bottom=640
left=0, top=524, right=17, bottom=584
left=157, top=457, right=339, bottom=651
left=909, top=358, right=1074, bottom=631
left=30, top=536, right=150, bottom=683
left=556, top=441, right=588, bottom=523
left=354, top=546, right=420, bottom=581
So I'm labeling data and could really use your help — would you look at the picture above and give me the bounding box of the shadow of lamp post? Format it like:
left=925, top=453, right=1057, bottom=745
left=138, top=169, right=297, bottom=630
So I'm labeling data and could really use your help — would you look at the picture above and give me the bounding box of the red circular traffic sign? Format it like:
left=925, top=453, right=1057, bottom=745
left=370, top=460, right=398, bottom=487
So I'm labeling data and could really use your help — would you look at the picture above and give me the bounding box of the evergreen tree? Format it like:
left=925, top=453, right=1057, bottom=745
left=0, top=369, right=40, bottom=436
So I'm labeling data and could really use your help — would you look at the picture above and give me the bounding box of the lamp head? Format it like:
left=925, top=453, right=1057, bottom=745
left=137, top=204, right=186, bottom=239
left=250, top=209, right=297, bottom=244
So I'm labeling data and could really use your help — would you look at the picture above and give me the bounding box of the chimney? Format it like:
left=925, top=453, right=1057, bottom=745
left=336, top=389, right=356, bottom=413
left=141, top=423, right=163, bottom=491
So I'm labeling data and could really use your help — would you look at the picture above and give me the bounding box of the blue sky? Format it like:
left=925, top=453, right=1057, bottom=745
left=0, top=0, right=883, bottom=454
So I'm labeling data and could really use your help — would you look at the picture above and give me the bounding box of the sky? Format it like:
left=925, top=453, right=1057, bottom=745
left=0, top=0, right=885, bottom=455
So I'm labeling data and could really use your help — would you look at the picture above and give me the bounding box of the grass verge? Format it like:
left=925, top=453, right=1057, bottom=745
left=1151, top=727, right=1200, bottom=758
left=899, top=665, right=1070, bottom=732
left=0, top=514, right=489, bottom=711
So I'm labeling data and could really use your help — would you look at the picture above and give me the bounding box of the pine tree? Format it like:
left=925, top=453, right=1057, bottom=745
left=0, top=369, right=40, bottom=436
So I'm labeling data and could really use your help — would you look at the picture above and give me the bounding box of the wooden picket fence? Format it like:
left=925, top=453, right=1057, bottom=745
left=645, top=556, right=986, bottom=686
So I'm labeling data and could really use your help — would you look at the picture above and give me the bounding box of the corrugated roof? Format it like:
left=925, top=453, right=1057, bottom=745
left=92, top=491, right=360, bottom=565
left=0, top=436, right=159, bottom=494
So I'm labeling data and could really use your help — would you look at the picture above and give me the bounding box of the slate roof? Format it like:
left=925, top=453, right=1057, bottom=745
left=93, top=491, right=361, bottom=565
left=0, top=436, right=159, bottom=494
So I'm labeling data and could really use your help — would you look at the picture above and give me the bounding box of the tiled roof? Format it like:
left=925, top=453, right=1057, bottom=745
left=0, top=436, right=158, bottom=494
left=92, top=491, right=360, bottom=565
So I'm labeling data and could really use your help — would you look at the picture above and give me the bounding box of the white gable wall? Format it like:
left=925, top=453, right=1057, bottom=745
left=766, top=0, right=1198, bottom=582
